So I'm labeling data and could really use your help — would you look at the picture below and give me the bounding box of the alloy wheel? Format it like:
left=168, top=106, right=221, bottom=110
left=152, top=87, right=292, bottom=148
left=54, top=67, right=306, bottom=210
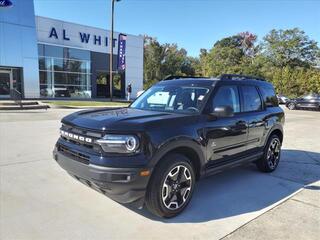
left=267, top=138, right=281, bottom=169
left=162, top=165, right=192, bottom=210
left=288, top=103, right=295, bottom=110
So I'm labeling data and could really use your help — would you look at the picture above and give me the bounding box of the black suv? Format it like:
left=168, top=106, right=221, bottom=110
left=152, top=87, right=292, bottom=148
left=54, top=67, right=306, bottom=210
left=53, top=74, right=284, bottom=218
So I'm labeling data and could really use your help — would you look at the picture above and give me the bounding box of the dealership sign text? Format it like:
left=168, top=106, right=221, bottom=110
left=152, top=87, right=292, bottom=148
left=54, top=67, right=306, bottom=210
left=49, top=27, right=117, bottom=48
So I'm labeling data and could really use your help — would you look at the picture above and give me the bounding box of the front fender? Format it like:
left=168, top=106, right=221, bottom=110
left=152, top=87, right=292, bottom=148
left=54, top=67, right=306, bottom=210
left=148, top=136, right=206, bottom=175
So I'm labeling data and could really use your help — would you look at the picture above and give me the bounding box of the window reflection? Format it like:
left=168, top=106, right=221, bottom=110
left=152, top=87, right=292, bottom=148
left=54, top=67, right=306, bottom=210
left=38, top=44, right=91, bottom=98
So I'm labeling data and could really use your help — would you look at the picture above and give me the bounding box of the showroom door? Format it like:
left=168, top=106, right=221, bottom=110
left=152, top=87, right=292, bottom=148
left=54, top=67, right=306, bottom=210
left=0, top=70, right=12, bottom=98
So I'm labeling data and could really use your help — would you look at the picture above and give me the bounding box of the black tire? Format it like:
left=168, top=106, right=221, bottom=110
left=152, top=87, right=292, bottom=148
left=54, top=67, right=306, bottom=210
left=257, top=134, right=282, bottom=172
left=145, top=153, right=195, bottom=218
left=287, top=102, right=296, bottom=110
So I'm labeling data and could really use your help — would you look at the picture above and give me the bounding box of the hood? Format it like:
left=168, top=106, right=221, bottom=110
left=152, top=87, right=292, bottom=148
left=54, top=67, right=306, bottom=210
left=62, top=107, right=189, bottom=132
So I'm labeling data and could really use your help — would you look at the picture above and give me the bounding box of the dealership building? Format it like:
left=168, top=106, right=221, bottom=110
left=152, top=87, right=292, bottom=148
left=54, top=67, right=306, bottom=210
left=0, top=0, right=144, bottom=99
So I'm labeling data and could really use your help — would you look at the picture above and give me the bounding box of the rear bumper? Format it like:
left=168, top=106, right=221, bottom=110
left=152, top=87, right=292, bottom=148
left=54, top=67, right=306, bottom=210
left=53, top=149, right=151, bottom=204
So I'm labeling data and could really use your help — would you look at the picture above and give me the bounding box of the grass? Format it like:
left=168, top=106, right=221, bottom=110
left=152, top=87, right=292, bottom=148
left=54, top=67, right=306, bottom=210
left=43, top=100, right=129, bottom=107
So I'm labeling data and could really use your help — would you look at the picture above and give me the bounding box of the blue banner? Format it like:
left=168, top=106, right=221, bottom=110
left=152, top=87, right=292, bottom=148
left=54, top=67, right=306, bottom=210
left=117, top=34, right=127, bottom=71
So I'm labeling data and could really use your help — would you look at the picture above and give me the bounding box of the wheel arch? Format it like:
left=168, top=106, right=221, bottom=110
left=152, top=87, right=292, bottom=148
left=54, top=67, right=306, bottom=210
left=265, top=126, right=284, bottom=147
left=150, top=139, right=205, bottom=180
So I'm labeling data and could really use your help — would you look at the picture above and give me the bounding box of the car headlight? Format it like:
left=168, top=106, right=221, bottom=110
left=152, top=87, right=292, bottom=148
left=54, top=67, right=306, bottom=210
left=96, top=134, right=140, bottom=153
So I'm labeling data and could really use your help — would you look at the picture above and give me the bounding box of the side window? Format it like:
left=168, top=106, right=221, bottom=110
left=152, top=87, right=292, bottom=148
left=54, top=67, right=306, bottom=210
left=303, top=94, right=316, bottom=100
left=241, top=86, right=262, bottom=112
left=212, top=85, right=240, bottom=113
left=260, top=87, right=278, bottom=107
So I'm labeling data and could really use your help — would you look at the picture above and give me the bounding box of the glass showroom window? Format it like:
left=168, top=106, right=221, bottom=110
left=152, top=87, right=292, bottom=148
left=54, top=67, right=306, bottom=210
left=38, top=44, right=91, bottom=98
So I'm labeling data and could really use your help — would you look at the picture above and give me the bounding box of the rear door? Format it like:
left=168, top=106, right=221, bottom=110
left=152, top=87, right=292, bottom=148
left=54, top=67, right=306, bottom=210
left=240, top=85, right=266, bottom=153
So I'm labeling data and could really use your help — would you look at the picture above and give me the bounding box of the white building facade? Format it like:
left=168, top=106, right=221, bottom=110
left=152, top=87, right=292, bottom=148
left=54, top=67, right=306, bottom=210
left=0, top=0, right=144, bottom=99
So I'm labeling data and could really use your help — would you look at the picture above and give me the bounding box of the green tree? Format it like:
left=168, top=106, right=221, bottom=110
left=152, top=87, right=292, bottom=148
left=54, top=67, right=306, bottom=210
left=143, top=36, right=196, bottom=88
left=143, top=36, right=165, bottom=87
left=200, top=32, right=258, bottom=77
left=143, top=29, right=320, bottom=97
left=262, top=28, right=319, bottom=68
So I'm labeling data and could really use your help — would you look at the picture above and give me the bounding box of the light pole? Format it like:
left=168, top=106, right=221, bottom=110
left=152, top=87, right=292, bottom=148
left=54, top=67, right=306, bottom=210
left=109, top=0, right=121, bottom=102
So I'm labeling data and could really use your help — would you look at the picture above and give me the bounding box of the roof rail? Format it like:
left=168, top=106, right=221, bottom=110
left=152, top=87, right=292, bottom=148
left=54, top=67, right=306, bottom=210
left=163, top=75, right=210, bottom=81
left=220, top=74, right=266, bottom=81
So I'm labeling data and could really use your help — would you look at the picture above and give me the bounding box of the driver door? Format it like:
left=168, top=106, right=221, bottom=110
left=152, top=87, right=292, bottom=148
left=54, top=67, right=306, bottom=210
left=204, top=85, right=248, bottom=167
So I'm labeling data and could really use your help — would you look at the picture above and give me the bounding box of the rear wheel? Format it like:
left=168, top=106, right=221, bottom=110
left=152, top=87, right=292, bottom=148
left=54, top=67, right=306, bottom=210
left=257, top=135, right=282, bottom=172
left=287, top=102, right=296, bottom=110
left=145, top=153, right=195, bottom=218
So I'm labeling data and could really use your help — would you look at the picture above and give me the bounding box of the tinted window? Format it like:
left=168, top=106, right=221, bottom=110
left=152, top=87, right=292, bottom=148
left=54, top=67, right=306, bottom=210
left=212, top=85, right=240, bottom=113
left=69, top=48, right=90, bottom=60
left=44, top=45, right=63, bottom=58
left=242, top=86, right=262, bottom=112
left=260, top=87, right=278, bottom=107
left=38, top=44, right=44, bottom=56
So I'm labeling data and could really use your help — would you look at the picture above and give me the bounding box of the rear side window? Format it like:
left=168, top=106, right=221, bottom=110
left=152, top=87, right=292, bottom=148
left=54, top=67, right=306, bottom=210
left=212, top=85, right=240, bottom=113
left=260, top=87, right=278, bottom=107
left=241, top=86, right=262, bottom=112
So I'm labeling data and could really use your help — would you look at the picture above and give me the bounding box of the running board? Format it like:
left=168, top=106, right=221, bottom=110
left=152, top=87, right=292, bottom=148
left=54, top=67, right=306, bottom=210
left=204, top=152, right=263, bottom=177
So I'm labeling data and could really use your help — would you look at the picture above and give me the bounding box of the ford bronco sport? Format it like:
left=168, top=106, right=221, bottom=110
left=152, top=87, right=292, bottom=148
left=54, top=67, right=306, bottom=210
left=53, top=74, right=284, bottom=218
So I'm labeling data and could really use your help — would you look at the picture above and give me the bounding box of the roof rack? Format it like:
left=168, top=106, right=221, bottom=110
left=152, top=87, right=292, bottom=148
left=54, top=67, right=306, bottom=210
left=163, top=75, right=210, bottom=81
left=220, top=74, right=266, bottom=81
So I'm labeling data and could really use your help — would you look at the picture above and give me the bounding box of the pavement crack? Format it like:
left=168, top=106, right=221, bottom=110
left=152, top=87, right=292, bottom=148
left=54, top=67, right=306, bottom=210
left=303, top=151, right=320, bottom=164
left=0, top=159, right=46, bottom=167
left=219, top=189, right=303, bottom=240
left=291, top=198, right=320, bottom=209
left=268, top=174, right=304, bottom=186
left=281, top=160, right=320, bottom=166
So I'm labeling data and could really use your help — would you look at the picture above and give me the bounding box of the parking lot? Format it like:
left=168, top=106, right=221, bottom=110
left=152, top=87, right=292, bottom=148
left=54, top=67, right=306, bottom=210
left=0, top=107, right=319, bottom=240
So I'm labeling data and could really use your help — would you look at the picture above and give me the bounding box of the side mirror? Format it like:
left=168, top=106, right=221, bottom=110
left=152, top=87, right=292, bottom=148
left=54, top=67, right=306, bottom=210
left=211, top=105, right=234, bottom=118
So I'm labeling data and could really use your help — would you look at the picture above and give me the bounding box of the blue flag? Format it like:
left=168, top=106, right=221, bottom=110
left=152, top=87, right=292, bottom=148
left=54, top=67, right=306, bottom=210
left=117, top=34, right=127, bottom=71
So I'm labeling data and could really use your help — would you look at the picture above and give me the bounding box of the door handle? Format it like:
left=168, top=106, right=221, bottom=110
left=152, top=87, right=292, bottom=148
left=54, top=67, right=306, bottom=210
left=236, top=120, right=247, bottom=128
left=236, top=120, right=246, bottom=125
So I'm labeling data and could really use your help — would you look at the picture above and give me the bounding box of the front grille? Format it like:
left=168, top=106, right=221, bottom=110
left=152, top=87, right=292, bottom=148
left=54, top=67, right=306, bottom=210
left=58, top=144, right=90, bottom=165
left=60, top=124, right=103, bottom=150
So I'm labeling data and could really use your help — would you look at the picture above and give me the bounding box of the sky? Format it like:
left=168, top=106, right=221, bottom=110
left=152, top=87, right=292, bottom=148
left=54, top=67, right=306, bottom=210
left=34, top=0, right=320, bottom=57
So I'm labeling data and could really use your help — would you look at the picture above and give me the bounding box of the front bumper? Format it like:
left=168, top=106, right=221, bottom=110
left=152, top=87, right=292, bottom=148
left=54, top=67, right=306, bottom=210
left=53, top=149, right=151, bottom=204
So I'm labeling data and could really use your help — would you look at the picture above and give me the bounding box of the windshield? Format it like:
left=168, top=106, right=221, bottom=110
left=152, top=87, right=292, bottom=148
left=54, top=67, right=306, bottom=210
left=130, top=84, right=210, bottom=114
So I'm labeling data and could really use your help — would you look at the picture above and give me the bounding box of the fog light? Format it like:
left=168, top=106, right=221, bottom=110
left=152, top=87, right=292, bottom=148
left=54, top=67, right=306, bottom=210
left=140, top=170, right=150, bottom=177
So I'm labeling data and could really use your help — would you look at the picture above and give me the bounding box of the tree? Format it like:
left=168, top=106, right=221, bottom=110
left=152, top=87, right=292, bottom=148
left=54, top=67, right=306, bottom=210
left=262, top=28, right=319, bottom=68
left=143, top=36, right=196, bottom=88
left=143, top=35, right=165, bottom=87
left=143, top=29, right=320, bottom=97
left=239, top=31, right=258, bottom=57
left=199, top=32, right=258, bottom=77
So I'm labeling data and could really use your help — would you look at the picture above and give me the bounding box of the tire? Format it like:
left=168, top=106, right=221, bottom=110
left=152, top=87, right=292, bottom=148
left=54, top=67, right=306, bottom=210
left=257, top=134, right=282, bottom=173
left=145, top=153, right=196, bottom=218
left=287, top=102, right=296, bottom=110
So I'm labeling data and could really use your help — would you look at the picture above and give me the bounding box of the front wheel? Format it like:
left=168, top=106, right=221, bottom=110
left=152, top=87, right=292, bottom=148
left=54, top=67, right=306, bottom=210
left=257, top=135, right=282, bottom=172
left=145, top=153, right=195, bottom=218
left=287, top=102, right=296, bottom=110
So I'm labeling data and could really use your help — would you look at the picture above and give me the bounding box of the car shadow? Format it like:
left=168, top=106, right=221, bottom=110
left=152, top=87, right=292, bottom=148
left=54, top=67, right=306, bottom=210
left=125, top=149, right=320, bottom=223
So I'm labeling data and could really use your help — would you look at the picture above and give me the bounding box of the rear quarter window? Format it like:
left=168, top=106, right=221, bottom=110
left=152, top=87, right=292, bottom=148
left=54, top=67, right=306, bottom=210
left=260, top=86, right=278, bottom=107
